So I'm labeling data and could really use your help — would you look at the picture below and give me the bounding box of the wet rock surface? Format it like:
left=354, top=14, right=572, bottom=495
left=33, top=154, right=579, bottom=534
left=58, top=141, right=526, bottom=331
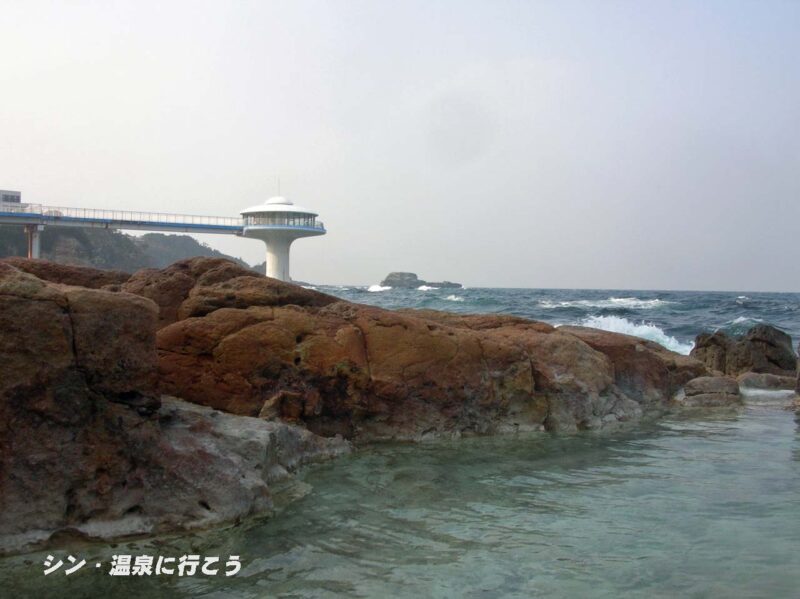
left=678, top=376, right=743, bottom=408
left=737, top=372, right=797, bottom=391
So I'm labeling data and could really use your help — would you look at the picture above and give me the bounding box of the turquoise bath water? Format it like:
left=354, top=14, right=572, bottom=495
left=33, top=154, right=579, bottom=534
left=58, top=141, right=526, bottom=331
left=3, top=397, right=799, bottom=598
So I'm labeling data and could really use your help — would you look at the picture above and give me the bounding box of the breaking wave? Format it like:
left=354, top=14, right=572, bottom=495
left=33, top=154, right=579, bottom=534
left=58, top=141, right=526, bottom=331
left=540, top=297, right=672, bottom=310
left=717, top=316, right=765, bottom=336
left=417, top=285, right=439, bottom=291
left=730, top=316, right=763, bottom=325
left=368, top=285, right=392, bottom=292
left=579, top=315, right=694, bottom=355
left=445, top=295, right=464, bottom=302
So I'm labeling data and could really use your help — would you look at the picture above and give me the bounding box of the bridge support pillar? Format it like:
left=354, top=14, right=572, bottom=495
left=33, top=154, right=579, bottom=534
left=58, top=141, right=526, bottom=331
left=24, top=224, right=43, bottom=259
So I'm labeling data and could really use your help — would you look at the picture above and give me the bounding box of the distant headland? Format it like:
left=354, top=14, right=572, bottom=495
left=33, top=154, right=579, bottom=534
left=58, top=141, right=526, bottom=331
left=380, top=271, right=462, bottom=289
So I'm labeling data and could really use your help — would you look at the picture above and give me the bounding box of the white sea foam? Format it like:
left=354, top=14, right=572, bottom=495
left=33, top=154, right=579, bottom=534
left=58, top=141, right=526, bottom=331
left=368, top=285, right=392, bottom=292
left=540, top=297, right=672, bottom=310
left=417, top=285, right=439, bottom=291
left=302, top=285, right=317, bottom=290
left=580, top=315, right=694, bottom=355
left=445, top=295, right=464, bottom=302
left=730, top=316, right=763, bottom=325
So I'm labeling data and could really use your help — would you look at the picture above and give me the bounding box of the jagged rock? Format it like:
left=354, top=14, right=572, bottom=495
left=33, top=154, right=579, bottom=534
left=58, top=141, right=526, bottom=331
left=678, top=376, right=742, bottom=407
left=0, top=262, right=348, bottom=555
left=691, top=325, right=797, bottom=377
left=380, top=271, right=462, bottom=289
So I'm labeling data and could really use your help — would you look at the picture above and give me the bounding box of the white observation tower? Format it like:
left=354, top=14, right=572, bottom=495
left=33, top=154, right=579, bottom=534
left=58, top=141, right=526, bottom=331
left=240, top=196, right=326, bottom=281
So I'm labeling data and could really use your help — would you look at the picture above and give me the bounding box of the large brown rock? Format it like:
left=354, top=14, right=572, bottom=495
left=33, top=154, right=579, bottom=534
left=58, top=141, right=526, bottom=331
left=0, top=262, right=157, bottom=403
left=0, top=256, right=130, bottom=289
left=122, top=257, right=336, bottom=328
left=559, top=326, right=707, bottom=403
left=0, top=262, right=348, bottom=555
left=691, top=325, right=797, bottom=377
left=150, top=259, right=713, bottom=441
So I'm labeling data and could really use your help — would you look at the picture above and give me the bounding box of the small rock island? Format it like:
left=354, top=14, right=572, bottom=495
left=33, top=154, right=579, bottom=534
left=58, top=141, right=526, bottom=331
left=380, top=272, right=462, bottom=289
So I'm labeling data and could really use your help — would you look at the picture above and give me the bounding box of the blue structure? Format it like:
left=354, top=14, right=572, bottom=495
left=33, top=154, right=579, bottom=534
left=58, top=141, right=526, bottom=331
left=0, top=194, right=326, bottom=279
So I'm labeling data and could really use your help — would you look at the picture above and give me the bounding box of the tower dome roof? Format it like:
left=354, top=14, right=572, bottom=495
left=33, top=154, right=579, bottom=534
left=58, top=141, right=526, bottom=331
left=241, top=196, right=318, bottom=216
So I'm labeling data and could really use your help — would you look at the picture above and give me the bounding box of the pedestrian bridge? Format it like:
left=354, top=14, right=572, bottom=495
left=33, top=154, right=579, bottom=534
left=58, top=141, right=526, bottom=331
left=0, top=202, right=245, bottom=236
left=0, top=198, right=326, bottom=274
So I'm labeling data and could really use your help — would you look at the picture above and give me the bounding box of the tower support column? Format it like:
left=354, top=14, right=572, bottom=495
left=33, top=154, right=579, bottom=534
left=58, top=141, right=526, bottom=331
left=265, top=237, right=294, bottom=281
left=24, top=224, right=43, bottom=259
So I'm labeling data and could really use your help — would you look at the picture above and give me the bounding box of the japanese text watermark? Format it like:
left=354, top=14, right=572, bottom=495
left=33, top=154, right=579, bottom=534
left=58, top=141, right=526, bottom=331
left=42, top=554, right=241, bottom=576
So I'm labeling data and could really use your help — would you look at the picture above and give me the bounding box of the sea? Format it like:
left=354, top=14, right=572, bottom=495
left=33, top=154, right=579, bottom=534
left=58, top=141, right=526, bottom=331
left=2, top=286, right=799, bottom=598
left=316, top=285, right=800, bottom=356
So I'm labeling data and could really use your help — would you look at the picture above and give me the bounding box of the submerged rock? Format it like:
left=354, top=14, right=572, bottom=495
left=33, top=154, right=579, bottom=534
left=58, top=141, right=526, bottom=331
left=691, top=325, right=797, bottom=378
left=677, top=376, right=742, bottom=408
left=380, top=271, right=462, bottom=289
left=737, top=372, right=796, bottom=391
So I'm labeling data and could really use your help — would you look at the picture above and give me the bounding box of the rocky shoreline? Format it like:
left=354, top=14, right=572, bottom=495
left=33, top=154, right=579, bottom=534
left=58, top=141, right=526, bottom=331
left=1, top=257, right=797, bottom=555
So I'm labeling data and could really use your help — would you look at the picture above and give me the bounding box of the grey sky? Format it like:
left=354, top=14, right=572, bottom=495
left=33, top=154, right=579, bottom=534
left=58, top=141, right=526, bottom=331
left=2, top=1, right=799, bottom=290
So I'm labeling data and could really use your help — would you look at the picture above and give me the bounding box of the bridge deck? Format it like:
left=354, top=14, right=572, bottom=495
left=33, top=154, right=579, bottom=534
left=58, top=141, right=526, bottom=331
left=0, top=203, right=244, bottom=235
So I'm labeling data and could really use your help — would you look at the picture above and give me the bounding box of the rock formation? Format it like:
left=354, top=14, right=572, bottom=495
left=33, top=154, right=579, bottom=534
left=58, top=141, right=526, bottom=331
left=380, top=271, right=462, bottom=289
left=676, top=376, right=742, bottom=407
left=0, top=261, right=347, bottom=555
left=691, top=325, right=797, bottom=378
left=2, top=256, right=744, bottom=554
left=1, top=256, right=130, bottom=289
left=142, top=259, right=709, bottom=440
left=736, top=372, right=797, bottom=391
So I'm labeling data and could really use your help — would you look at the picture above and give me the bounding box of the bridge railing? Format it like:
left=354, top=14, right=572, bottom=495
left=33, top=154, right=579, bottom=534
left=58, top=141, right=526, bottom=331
left=0, top=202, right=243, bottom=228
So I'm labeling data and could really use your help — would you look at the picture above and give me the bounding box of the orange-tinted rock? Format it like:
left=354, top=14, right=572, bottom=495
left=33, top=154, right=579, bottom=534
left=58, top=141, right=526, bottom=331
left=152, top=260, right=712, bottom=440
left=0, top=262, right=348, bottom=555
left=560, top=325, right=707, bottom=404
left=122, top=257, right=336, bottom=328
left=0, top=257, right=130, bottom=289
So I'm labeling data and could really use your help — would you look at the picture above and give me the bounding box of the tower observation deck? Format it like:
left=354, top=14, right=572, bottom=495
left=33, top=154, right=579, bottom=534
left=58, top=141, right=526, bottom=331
left=0, top=193, right=326, bottom=281
left=241, top=196, right=326, bottom=282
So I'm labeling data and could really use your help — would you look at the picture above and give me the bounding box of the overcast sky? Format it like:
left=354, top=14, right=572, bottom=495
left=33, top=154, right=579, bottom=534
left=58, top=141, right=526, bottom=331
left=2, top=1, right=799, bottom=290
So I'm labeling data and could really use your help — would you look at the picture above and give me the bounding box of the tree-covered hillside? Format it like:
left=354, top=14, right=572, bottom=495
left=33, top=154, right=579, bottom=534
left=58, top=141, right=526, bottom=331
left=0, top=226, right=256, bottom=273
